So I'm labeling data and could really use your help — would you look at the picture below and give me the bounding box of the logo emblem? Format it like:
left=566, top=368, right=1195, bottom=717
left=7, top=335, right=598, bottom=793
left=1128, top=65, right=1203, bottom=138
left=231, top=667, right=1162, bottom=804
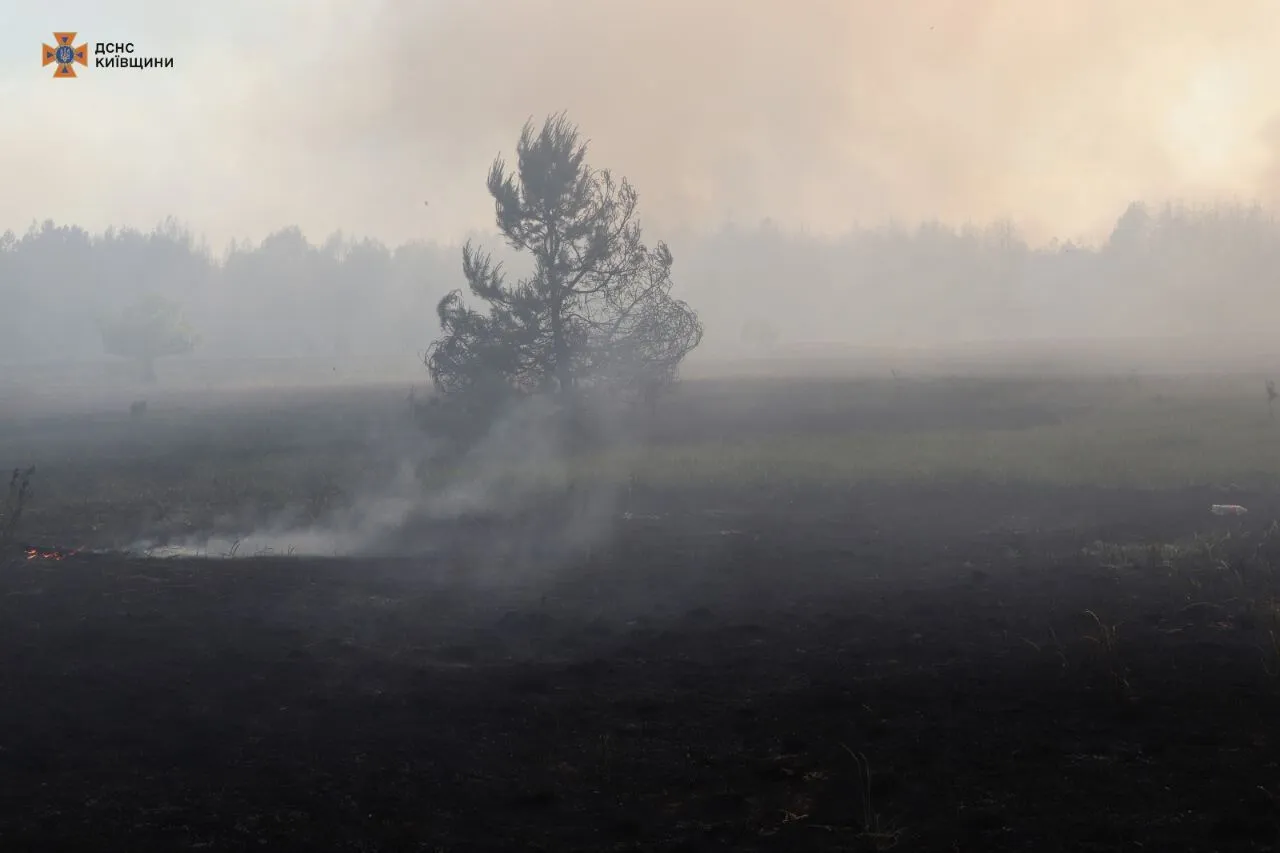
left=43, top=32, right=89, bottom=78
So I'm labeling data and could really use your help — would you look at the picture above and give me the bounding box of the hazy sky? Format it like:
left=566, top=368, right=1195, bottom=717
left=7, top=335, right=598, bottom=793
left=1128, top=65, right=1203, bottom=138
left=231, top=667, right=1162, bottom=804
left=5, top=0, right=1280, bottom=248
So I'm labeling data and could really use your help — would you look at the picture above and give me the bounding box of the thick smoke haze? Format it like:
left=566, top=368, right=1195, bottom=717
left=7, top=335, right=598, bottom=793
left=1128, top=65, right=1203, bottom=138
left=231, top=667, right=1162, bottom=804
left=4, top=1, right=1280, bottom=572
left=5, top=0, right=1280, bottom=378
left=4, top=0, right=1280, bottom=247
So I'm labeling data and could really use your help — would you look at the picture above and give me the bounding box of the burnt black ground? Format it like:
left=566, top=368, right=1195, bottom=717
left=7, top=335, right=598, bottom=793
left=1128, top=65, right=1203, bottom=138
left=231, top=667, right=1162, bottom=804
left=2, top=378, right=1280, bottom=850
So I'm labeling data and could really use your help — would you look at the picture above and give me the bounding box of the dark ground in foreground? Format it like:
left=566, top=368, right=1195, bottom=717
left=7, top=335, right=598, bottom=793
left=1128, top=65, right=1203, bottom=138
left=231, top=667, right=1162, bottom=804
left=4, top=481, right=1280, bottom=851
left=4, top=373, right=1280, bottom=851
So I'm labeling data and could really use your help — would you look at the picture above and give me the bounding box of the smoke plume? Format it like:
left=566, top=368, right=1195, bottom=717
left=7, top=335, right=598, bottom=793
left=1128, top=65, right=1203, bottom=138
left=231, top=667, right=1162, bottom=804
left=6, top=0, right=1280, bottom=246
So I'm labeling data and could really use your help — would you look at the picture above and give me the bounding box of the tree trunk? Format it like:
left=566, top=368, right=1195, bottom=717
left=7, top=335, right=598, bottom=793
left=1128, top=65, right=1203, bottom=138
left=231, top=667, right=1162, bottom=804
left=547, top=304, right=580, bottom=447
left=549, top=306, right=574, bottom=401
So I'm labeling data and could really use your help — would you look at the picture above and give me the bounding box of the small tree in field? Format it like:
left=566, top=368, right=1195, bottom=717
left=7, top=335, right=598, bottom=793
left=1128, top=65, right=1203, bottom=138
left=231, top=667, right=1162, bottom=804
left=424, top=113, right=702, bottom=438
left=99, top=293, right=198, bottom=383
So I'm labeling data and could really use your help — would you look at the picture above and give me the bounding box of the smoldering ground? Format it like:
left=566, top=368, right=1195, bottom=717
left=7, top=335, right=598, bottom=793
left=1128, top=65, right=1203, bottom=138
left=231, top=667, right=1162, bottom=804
left=123, top=390, right=642, bottom=574
left=13, top=368, right=1280, bottom=850
left=6, top=3, right=1280, bottom=847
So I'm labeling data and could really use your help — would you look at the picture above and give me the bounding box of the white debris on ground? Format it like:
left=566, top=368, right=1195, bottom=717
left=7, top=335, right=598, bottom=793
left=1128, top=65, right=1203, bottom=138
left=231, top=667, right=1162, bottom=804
left=1210, top=504, right=1248, bottom=516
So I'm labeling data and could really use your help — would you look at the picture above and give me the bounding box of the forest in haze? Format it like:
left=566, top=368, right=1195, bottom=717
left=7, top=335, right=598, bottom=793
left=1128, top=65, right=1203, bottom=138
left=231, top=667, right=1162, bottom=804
left=2, top=199, right=1278, bottom=368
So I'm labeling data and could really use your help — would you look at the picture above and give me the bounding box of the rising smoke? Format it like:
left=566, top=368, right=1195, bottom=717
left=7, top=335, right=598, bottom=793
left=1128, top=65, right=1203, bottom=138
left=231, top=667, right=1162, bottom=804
left=9, top=0, right=1280, bottom=563
left=6, top=1, right=1280, bottom=246
left=130, top=394, right=632, bottom=566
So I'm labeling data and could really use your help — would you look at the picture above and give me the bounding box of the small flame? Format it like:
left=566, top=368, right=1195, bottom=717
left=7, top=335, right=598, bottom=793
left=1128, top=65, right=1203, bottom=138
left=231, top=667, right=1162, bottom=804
left=24, top=547, right=80, bottom=561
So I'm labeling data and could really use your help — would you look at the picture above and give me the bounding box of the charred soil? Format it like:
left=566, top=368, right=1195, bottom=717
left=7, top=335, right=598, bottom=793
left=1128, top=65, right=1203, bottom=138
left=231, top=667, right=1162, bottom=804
left=4, top=481, right=1280, bottom=851
left=3, top=375, right=1280, bottom=850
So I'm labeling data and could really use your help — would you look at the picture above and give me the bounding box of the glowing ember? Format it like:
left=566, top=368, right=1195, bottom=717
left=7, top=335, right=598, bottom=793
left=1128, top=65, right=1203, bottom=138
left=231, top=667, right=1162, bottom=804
left=24, top=547, right=80, bottom=561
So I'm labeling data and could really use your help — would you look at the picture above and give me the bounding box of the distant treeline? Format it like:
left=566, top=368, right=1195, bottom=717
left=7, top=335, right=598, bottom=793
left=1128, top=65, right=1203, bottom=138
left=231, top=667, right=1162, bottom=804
left=1, top=200, right=1276, bottom=364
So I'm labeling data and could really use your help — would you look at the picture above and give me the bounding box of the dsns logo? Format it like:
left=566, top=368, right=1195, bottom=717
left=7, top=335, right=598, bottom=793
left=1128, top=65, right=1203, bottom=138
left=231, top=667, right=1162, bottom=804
left=42, top=32, right=89, bottom=78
